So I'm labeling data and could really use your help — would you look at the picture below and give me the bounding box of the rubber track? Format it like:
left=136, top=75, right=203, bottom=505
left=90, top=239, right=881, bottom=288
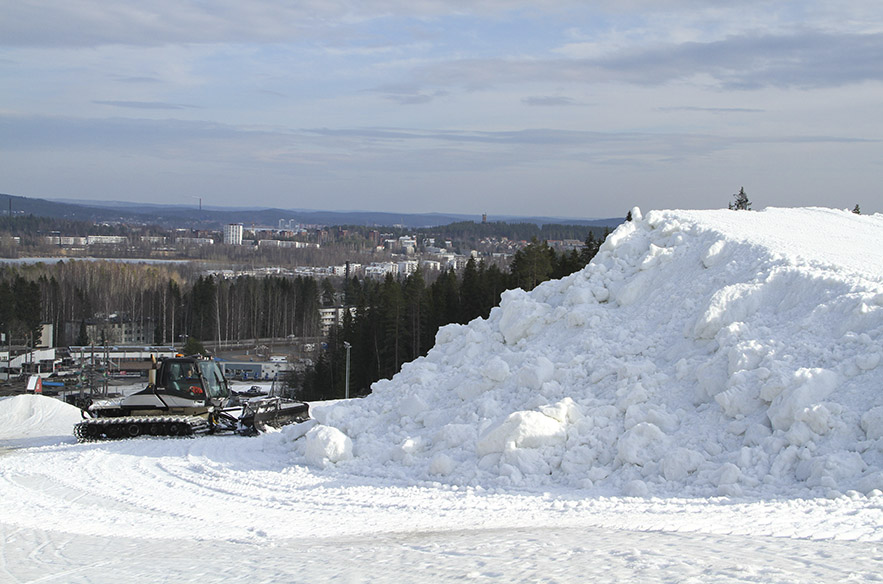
left=74, top=415, right=209, bottom=442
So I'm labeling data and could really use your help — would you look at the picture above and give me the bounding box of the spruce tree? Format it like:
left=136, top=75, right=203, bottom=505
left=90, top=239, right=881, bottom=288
left=729, top=187, right=751, bottom=211
left=182, top=336, right=205, bottom=356
left=459, top=258, right=484, bottom=323
left=75, top=320, right=89, bottom=346
left=510, top=238, right=554, bottom=291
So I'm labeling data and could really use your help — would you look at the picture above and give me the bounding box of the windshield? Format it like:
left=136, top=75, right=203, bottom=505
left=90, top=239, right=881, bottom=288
left=159, top=359, right=229, bottom=400
left=198, top=360, right=229, bottom=399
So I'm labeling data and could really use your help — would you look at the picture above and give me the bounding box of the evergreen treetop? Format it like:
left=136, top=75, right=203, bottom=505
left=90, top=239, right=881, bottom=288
left=729, top=187, right=751, bottom=211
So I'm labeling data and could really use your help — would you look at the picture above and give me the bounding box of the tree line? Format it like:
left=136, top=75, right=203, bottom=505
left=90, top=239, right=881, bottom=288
left=294, top=234, right=604, bottom=401
left=0, top=260, right=322, bottom=348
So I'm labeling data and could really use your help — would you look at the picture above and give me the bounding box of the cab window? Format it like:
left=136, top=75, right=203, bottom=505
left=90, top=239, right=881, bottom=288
left=198, top=361, right=229, bottom=398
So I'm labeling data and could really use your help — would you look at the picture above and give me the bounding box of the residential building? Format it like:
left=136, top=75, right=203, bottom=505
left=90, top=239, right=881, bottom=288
left=65, top=317, right=153, bottom=346
left=398, top=236, right=417, bottom=254
left=397, top=260, right=418, bottom=276
left=177, top=237, right=214, bottom=246
left=318, top=306, right=357, bottom=335
left=365, top=262, right=399, bottom=279
left=44, top=236, right=88, bottom=246
left=86, top=235, right=128, bottom=245
left=224, top=223, right=244, bottom=245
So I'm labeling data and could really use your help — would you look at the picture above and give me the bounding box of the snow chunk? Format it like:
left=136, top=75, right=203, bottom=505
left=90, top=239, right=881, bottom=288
left=498, top=289, right=551, bottom=345
left=767, top=368, right=839, bottom=432
left=539, top=397, right=582, bottom=424
left=862, top=407, right=883, bottom=440
left=517, top=356, right=555, bottom=390
left=429, top=453, right=457, bottom=476
left=702, top=240, right=730, bottom=268
left=481, top=357, right=510, bottom=382
left=694, top=283, right=765, bottom=340
left=661, top=448, right=706, bottom=481
left=476, top=410, right=566, bottom=456
left=617, top=422, right=669, bottom=466
left=304, top=425, right=353, bottom=468
left=796, top=452, right=868, bottom=489
left=399, top=394, right=429, bottom=419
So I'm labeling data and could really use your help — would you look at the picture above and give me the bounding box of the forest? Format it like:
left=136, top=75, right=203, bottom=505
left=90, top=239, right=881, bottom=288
left=0, top=231, right=605, bottom=398
left=0, top=260, right=326, bottom=349
left=295, top=235, right=603, bottom=400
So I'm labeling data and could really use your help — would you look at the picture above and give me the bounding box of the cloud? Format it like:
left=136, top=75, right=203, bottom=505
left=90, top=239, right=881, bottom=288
left=522, top=96, right=578, bottom=107
left=369, top=83, right=446, bottom=105
left=111, top=76, right=164, bottom=84
left=94, top=101, right=198, bottom=110
left=0, top=115, right=248, bottom=151
left=3, top=113, right=872, bottom=160
left=0, top=1, right=550, bottom=48
left=415, top=31, right=883, bottom=91
left=599, top=31, right=883, bottom=89
left=658, top=106, right=764, bottom=114
left=386, top=94, right=435, bottom=105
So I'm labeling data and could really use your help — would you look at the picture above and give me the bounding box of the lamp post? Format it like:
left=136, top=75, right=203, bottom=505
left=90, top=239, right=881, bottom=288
left=343, top=341, right=351, bottom=399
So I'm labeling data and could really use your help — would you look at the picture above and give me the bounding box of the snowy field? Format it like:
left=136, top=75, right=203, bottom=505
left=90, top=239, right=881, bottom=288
left=3, top=207, right=883, bottom=583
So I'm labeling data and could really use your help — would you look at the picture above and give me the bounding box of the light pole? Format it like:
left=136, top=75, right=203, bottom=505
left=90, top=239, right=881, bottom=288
left=343, top=341, right=351, bottom=399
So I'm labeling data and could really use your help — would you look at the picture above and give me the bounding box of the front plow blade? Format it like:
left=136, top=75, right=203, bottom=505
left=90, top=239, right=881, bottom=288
left=239, top=397, right=310, bottom=434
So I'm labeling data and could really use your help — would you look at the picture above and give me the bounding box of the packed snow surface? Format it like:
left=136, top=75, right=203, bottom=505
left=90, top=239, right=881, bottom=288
left=2, top=207, right=883, bottom=583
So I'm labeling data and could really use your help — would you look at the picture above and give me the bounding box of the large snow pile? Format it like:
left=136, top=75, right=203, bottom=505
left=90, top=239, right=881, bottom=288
left=307, top=207, right=883, bottom=497
left=0, top=394, right=82, bottom=448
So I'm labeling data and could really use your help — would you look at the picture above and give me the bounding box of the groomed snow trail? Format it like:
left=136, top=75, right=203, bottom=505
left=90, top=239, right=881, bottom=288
left=4, top=523, right=882, bottom=584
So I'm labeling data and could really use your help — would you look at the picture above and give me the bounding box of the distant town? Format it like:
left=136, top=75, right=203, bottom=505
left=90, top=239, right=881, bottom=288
left=0, top=193, right=620, bottom=399
left=1, top=197, right=613, bottom=281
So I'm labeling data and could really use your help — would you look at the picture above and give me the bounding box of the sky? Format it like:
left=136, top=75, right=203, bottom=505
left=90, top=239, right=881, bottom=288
left=1, top=1, right=882, bottom=219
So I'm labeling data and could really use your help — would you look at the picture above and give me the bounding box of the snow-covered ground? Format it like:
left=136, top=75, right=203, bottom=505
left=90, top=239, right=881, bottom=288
left=3, top=207, right=883, bottom=583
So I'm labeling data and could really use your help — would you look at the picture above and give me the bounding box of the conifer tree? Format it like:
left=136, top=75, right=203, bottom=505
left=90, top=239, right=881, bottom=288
left=380, top=273, right=404, bottom=378
left=459, top=258, right=485, bottom=323
left=75, top=320, right=89, bottom=346
left=729, top=187, right=751, bottom=210
left=510, top=238, right=554, bottom=291
left=182, top=336, right=206, bottom=356
left=402, top=268, right=430, bottom=360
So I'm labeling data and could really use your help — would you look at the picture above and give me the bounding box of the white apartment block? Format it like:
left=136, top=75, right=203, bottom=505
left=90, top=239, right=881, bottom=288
left=318, top=306, right=357, bottom=335
left=398, top=236, right=417, bottom=254
left=327, top=263, right=362, bottom=277
left=44, top=236, right=87, bottom=246
left=86, top=235, right=128, bottom=245
left=365, top=262, right=399, bottom=279
left=224, top=223, right=244, bottom=245
left=177, top=237, right=214, bottom=246
left=397, top=260, right=418, bottom=276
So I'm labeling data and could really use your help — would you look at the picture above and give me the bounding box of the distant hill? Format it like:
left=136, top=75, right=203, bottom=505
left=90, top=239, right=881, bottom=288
left=0, top=193, right=622, bottom=230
